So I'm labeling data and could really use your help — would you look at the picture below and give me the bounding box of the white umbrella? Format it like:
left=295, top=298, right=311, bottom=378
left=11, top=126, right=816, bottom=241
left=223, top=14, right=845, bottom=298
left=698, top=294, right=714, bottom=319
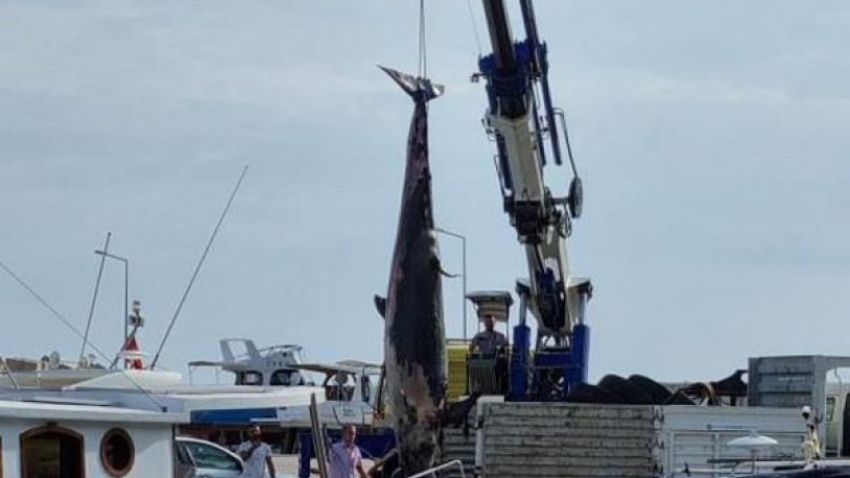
left=727, top=430, right=779, bottom=474
left=727, top=430, right=779, bottom=448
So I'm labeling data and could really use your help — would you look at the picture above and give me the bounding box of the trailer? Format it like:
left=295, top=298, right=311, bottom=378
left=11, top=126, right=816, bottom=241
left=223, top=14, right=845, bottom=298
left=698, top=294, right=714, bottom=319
left=436, top=355, right=850, bottom=477
left=439, top=400, right=806, bottom=478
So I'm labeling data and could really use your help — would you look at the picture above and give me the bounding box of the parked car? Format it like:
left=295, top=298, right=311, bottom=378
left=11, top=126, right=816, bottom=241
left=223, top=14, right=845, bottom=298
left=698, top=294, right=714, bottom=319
left=175, top=436, right=245, bottom=478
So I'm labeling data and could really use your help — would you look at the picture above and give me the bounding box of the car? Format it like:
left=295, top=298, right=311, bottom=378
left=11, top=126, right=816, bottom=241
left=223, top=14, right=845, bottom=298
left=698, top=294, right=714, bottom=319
left=174, top=435, right=298, bottom=478
left=174, top=435, right=245, bottom=478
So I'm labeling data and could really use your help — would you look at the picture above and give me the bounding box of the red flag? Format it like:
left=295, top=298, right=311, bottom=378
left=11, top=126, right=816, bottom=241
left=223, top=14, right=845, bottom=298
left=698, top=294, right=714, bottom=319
left=124, top=337, right=143, bottom=370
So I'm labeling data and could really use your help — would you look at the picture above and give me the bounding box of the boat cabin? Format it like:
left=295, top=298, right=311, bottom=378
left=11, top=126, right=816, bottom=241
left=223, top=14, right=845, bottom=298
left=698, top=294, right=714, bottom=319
left=186, top=338, right=382, bottom=407
left=188, top=339, right=307, bottom=387
left=0, top=397, right=185, bottom=478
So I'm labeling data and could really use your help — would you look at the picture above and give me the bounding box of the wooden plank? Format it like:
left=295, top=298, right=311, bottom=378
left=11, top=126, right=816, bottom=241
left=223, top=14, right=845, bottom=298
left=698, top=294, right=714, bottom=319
left=483, top=440, right=654, bottom=455
left=484, top=429, right=654, bottom=441
left=486, top=463, right=656, bottom=478
left=479, top=402, right=660, bottom=478
left=484, top=403, right=657, bottom=420
left=485, top=423, right=656, bottom=438
left=485, top=436, right=653, bottom=450
left=486, top=416, right=656, bottom=430
left=309, top=393, right=329, bottom=478
left=486, top=455, right=654, bottom=467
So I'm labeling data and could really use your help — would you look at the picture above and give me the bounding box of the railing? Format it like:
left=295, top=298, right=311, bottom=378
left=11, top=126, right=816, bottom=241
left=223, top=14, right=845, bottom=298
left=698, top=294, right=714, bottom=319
left=404, top=459, right=467, bottom=478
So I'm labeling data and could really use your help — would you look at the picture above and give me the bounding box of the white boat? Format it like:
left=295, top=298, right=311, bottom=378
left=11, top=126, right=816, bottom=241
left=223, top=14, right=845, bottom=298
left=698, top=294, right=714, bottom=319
left=188, top=338, right=310, bottom=387
left=277, top=359, right=384, bottom=428
left=188, top=338, right=384, bottom=428
left=1, top=367, right=325, bottom=419
left=0, top=381, right=314, bottom=478
left=0, top=352, right=117, bottom=389
left=0, top=362, right=327, bottom=475
left=0, top=303, right=176, bottom=391
left=0, top=390, right=186, bottom=477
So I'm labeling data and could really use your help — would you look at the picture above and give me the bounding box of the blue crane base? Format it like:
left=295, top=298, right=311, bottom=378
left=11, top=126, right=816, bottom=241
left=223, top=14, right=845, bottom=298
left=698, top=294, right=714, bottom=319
left=508, top=323, right=590, bottom=401
left=297, top=428, right=395, bottom=478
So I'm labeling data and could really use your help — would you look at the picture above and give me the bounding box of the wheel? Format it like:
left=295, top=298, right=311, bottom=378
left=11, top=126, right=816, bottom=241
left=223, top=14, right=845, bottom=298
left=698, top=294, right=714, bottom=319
left=565, top=382, right=624, bottom=404
left=628, top=374, right=673, bottom=405
left=598, top=374, right=655, bottom=405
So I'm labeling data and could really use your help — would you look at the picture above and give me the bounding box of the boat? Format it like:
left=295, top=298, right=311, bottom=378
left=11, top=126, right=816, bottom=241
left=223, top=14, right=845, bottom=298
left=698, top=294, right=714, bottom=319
left=185, top=338, right=394, bottom=477
left=188, top=338, right=310, bottom=387
left=187, top=338, right=384, bottom=428
left=0, top=353, right=113, bottom=389
left=182, top=337, right=387, bottom=468
left=2, top=335, right=328, bottom=458
left=0, top=301, right=183, bottom=391
left=0, top=376, right=314, bottom=477
left=278, top=359, right=383, bottom=428
left=0, top=384, right=186, bottom=477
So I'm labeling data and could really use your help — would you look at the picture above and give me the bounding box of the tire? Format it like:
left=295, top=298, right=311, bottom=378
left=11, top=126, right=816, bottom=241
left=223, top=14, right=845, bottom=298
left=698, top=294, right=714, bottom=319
left=565, top=382, right=624, bottom=404
left=628, top=374, right=673, bottom=405
left=598, top=374, right=655, bottom=405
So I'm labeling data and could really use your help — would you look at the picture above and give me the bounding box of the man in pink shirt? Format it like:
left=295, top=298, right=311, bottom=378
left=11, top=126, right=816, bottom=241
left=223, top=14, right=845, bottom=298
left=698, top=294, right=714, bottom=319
left=328, top=425, right=368, bottom=478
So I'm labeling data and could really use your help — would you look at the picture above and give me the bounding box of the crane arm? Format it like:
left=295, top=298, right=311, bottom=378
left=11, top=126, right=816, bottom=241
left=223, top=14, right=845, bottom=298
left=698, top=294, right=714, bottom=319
left=477, top=0, right=588, bottom=339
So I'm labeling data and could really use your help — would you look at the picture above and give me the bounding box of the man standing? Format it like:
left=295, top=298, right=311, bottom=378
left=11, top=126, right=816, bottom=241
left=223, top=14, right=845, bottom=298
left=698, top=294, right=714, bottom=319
left=236, top=425, right=276, bottom=478
left=328, top=425, right=368, bottom=478
left=801, top=406, right=821, bottom=469
left=468, top=314, right=508, bottom=355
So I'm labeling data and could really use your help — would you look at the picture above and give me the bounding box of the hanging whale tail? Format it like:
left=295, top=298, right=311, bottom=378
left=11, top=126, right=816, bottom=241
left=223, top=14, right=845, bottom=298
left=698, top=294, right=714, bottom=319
left=378, top=65, right=444, bottom=102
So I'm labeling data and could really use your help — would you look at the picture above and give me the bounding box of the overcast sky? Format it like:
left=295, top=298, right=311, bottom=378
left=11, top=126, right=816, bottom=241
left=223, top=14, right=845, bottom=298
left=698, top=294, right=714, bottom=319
left=1, top=1, right=849, bottom=385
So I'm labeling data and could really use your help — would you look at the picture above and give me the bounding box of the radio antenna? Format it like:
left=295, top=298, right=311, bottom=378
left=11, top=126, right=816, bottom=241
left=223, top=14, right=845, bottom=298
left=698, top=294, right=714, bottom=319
left=150, top=165, right=249, bottom=369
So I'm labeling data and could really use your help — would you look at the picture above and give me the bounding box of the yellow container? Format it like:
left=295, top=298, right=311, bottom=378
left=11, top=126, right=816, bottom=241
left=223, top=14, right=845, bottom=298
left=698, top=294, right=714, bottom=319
left=446, top=340, right=469, bottom=402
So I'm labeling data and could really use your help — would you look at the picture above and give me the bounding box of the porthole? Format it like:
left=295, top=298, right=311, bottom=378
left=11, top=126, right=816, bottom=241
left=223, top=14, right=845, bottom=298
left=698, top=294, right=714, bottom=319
left=100, top=428, right=134, bottom=477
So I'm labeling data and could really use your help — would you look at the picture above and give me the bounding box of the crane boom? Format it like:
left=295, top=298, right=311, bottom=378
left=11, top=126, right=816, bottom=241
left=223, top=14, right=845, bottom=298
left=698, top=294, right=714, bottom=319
left=476, top=0, right=591, bottom=400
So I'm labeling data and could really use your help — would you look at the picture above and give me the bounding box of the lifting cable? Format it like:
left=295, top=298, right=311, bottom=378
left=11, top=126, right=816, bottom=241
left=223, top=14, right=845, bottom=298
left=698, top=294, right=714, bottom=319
left=466, top=0, right=483, bottom=56
left=418, top=0, right=427, bottom=79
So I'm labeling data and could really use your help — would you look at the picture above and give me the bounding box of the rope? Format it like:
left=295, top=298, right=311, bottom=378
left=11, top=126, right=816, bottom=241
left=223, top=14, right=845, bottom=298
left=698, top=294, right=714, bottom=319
left=418, top=0, right=427, bottom=78
left=0, top=259, right=111, bottom=363
left=466, top=0, right=483, bottom=55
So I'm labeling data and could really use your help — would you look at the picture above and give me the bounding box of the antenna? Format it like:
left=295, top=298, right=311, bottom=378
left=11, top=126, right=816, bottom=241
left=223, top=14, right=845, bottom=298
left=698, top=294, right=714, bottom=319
left=80, top=232, right=111, bottom=365
left=150, top=165, right=249, bottom=369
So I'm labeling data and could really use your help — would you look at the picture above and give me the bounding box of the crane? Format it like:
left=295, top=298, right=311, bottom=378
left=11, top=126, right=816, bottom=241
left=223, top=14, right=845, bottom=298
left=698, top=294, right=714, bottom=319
left=475, top=0, right=592, bottom=401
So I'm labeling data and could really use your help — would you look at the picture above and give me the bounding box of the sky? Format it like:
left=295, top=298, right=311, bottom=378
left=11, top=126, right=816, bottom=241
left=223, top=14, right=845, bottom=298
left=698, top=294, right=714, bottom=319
left=1, top=1, right=849, bottom=385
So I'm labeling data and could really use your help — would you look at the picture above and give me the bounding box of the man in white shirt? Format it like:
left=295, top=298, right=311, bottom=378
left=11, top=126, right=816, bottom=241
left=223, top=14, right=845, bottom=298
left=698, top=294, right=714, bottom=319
left=236, top=425, right=276, bottom=478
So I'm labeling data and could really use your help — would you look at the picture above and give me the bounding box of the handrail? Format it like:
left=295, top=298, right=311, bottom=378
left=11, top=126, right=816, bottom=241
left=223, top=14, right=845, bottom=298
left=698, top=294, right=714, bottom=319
left=404, top=459, right=467, bottom=478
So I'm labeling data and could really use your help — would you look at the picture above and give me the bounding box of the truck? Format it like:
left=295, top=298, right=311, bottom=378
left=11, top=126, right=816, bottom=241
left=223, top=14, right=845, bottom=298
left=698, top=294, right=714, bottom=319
left=441, top=354, right=850, bottom=477
left=453, top=2, right=850, bottom=476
